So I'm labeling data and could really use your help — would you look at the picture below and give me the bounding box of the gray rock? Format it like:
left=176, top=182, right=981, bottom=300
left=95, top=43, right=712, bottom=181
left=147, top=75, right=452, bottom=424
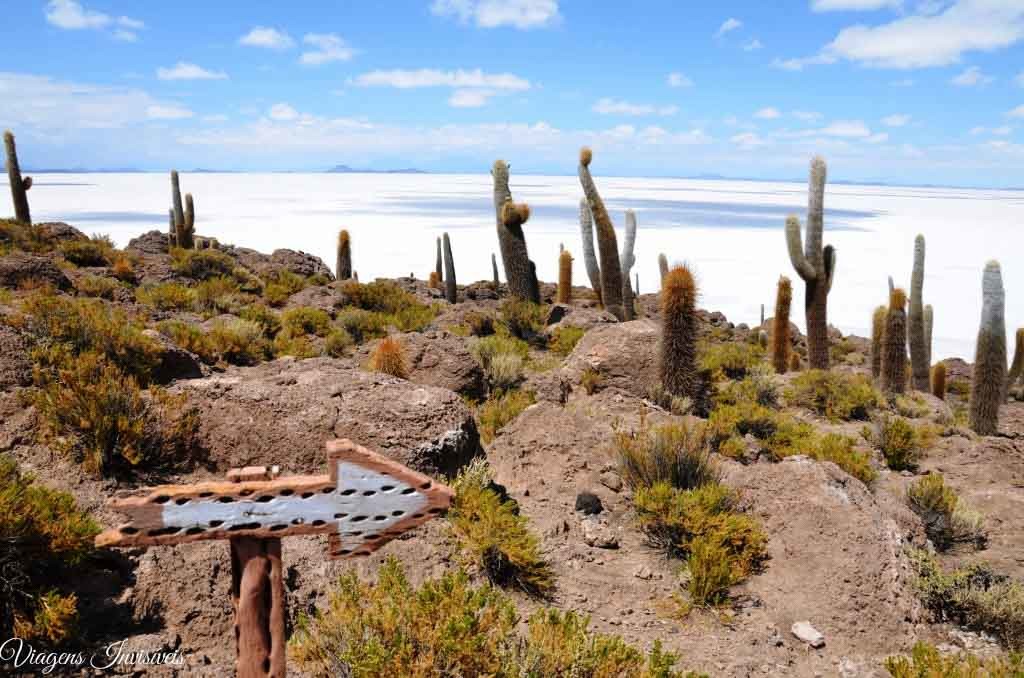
left=791, top=621, right=825, bottom=648
left=600, top=471, right=623, bottom=492
left=356, top=331, right=485, bottom=399
left=0, top=252, right=72, bottom=290
left=0, top=324, right=32, bottom=391
left=127, top=230, right=170, bottom=256
left=581, top=518, right=618, bottom=549
left=285, top=285, right=347, bottom=316
left=143, top=329, right=207, bottom=384
left=561, top=320, right=659, bottom=399
left=574, top=491, right=603, bottom=515
left=35, top=222, right=88, bottom=242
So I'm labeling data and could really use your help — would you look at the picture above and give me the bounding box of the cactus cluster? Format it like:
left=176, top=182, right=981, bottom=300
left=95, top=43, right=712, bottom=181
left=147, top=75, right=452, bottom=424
left=557, top=249, right=573, bottom=304
left=169, top=170, right=195, bottom=249
left=881, top=287, right=908, bottom=394
left=442, top=232, right=457, bottom=304
left=336, top=229, right=352, bottom=280
left=578, top=148, right=625, bottom=320
left=492, top=160, right=539, bottom=303
left=660, top=264, right=699, bottom=399
left=4, top=130, right=32, bottom=224
left=785, top=156, right=836, bottom=369
left=969, top=261, right=1006, bottom=435
left=771, top=276, right=792, bottom=373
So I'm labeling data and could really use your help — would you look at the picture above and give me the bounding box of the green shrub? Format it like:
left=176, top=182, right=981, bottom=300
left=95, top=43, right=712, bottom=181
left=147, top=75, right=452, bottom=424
left=0, top=219, right=56, bottom=254
left=262, top=270, right=309, bottom=307
left=74, top=274, right=121, bottom=299
left=548, top=325, right=585, bottom=356
left=60, top=235, right=113, bottom=267
left=472, top=334, right=530, bottom=392
left=463, top=311, right=496, bottom=337
left=870, top=414, right=935, bottom=471
left=335, top=307, right=388, bottom=344
left=157, top=320, right=218, bottom=364
left=194, top=276, right=246, bottom=315
left=449, top=459, right=553, bottom=597
left=499, top=298, right=546, bottom=340
left=325, top=329, right=354, bottom=357
left=170, top=247, right=238, bottom=281
left=885, top=641, right=1023, bottom=678
left=699, top=342, right=764, bottom=381
left=894, top=393, right=931, bottom=419
left=477, top=389, right=535, bottom=444
left=208, top=318, right=270, bottom=365
left=907, top=475, right=986, bottom=551
left=238, top=304, right=281, bottom=337
left=614, top=421, right=720, bottom=492
left=340, top=280, right=438, bottom=332
left=811, top=433, right=877, bottom=483
left=786, top=369, right=883, bottom=421
left=280, top=306, right=333, bottom=339
left=0, top=457, right=99, bottom=645
left=714, top=366, right=780, bottom=408
left=136, top=282, right=196, bottom=311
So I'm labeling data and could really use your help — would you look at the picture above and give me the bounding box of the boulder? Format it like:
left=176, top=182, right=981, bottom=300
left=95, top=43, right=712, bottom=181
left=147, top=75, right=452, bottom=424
left=560, top=319, right=659, bottom=399
left=270, top=249, right=333, bottom=279
left=0, top=252, right=72, bottom=290
left=126, top=229, right=170, bottom=257
left=356, top=331, right=485, bottom=398
left=170, top=357, right=481, bottom=477
left=142, top=329, right=206, bottom=384
left=285, top=285, right=348, bottom=316
left=0, top=324, right=32, bottom=390
left=35, top=222, right=87, bottom=242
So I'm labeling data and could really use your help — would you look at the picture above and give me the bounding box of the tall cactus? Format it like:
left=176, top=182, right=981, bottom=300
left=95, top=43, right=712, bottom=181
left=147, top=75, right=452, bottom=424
left=337, top=229, right=352, bottom=280
left=658, top=253, right=669, bottom=287
left=170, top=170, right=184, bottom=232
left=881, top=287, right=908, bottom=394
left=557, top=250, right=573, bottom=304
left=527, top=261, right=540, bottom=304
left=442, top=232, right=457, bottom=304
left=771, top=276, right=792, bottom=373
left=4, top=131, right=31, bottom=224
left=491, top=252, right=500, bottom=291
left=660, top=264, right=699, bottom=399
left=908, top=235, right=930, bottom=390
left=177, top=193, right=195, bottom=249
left=785, top=156, right=836, bottom=369
left=167, top=209, right=176, bottom=247
left=924, top=305, right=934, bottom=367
left=578, top=148, right=625, bottom=320
left=579, top=198, right=602, bottom=302
left=492, top=160, right=537, bottom=302
left=870, top=305, right=887, bottom=380
left=1007, top=328, right=1024, bottom=399
left=435, top=237, right=443, bottom=281
left=620, top=209, right=638, bottom=320
left=969, top=261, right=1006, bottom=435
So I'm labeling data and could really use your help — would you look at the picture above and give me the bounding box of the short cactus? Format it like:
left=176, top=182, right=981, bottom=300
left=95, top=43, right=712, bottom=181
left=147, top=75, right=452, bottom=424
left=370, top=336, right=409, bottom=379
left=527, top=260, right=540, bottom=304
left=578, top=148, right=624, bottom=320
left=557, top=249, right=573, bottom=304
left=492, top=160, right=537, bottom=303
left=931, top=362, right=946, bottom=401
left=870, top=305, right=887, bottom=380
left=442, top=232, right=457, bottom=304
left=428, top=271, right=441, bottom=290
left=908, top=235, right=931, bottom=391
left=969, top=262, right=1007, bottom=435
left=785, top=156, right=836, bottom=369
left=491, top=252, right=500, bottom=290
left=660, top=264, right=699, bottom=399
left=658, top=253, right=669, bottom=287
left=771, top=276, right=792, bottom=373
left=881, top=287, right=908, bottom=394
left=620, top=209, right=638, bottom=320
left=336, top=229, right=352, bottom=280
left=578, top=198, right=602, bottom=302
left=4, top=130, right=31, bottom=224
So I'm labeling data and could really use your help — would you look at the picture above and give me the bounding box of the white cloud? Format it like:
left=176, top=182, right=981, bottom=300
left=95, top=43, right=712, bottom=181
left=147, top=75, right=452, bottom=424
left=867, top=132, right=890, bottom=143
left=300, top=33, right=355, bottom=65
left=731, top=132, right=767, bottom=149
left=430, top=0, right=560, bottom=29
left=112, top=29, right=137, bottom=42
left=1007, top=105, right=1024, bottom=118
left=992, top=125, right=1013, bottom=135
left=883, top=113, right=911, bottom=126
left=45, top=0, right=110, bottom=29
left=157, top=62, right=228, bottom=81
left=771, top=54, right=837, bottom=71
left=811, top=0, right=902, bottom=10
left=146, top=104, right=194, bottom=120
left=268, top=103, right=300, bottom=121
left=754, top=107, right=781, bottom=119
left=238, top=27, right=295, bottom=49
left=820, top=120, right=873, bottom=137
left=448, top=89, right=495, bottom=107
left=743, top=39, right=763, bottom=51
left=716, top=17, right=742, bottom=37
left=667, top=72, right=693, bottom=87
left=118, top=16, right=144, bottom=30
left=592, top=98, right=678, bottom=116
left=353, top=68, right=530, bottom=91
left=792, top=110, right=823, bottom=122
left=950, top=65, right=993, bottom=86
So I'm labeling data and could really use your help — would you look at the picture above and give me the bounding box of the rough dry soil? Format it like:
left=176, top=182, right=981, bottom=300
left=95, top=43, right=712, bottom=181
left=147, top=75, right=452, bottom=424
left=1, top=229, right=1022, bottom=677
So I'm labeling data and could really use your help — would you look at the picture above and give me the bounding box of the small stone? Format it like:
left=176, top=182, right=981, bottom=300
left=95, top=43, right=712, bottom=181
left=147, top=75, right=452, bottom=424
left=575, top=491, right=603, bottom=515
left=599, top=471, right=623, bottom=492
left=633, top=566, right=653, bottom=580
left=581, top=519, right=619, bottom=549
left=791, top=621, right=826, bottom=648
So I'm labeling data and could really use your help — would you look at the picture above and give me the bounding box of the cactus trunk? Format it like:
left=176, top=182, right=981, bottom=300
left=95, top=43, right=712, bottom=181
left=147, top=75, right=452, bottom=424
left=4, top=131, right=31, bottom=224
left=579, top=198, right=602, bottom=301
left=442, top=232, right=457, bottom=304
left=771, top=276, right=792, bottom=373
left=170, top=170, right=184, bottom=233
left=658, top=253, right=669, bottom=287
left=491, top=252, right=500, bottom=290
left=578, top=148, right=624, bottom=320
left=620, top=210, right=637, bottom=320
left=168, top=209, right=177, bottom=247
left=1007, top=329, right=1024, bottom=400
left=337, top=229, right=352, bottom=280
left=931, top=363, right=946, bottom=400
left=870, top=305, right=886, bottom=380
left=436, top=237, right=443, bottom=280
left=660, top=265, right=699, bottom=399
left=784, top=157, right=835, bottom=369
left=908, top=235, right=930, bottom=391
left=969, top=262, right=1006, bottom=435
left=881, top=288, right=908, bottom=394
left=492, top=160, right=536, bottom=302
left=557, top=250, right=573, bottom=304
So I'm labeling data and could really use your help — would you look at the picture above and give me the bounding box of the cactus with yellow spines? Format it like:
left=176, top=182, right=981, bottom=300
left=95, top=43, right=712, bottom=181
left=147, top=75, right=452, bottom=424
left=881, top=287, right=908, bottom=394
left=557, top=250, right=573, bottom=304
left=771, top=276, right=792, bottom=373
left=578, top=147, right=624, bottom=320
left=969, top=261, right=1007, bottom=435
left=660, top=264, right=699, bottom=399
left=4, top=131, right=31, bottom=224
left=785, top=156, right=836, bottom=369
left=871, top=305, right=887, bottom=380
left=435, top=237, right=443, bottom=281
left=931, top=363, right=946, bottom=401
left=336, top=229, right=352, bottom=280
left=442, top=232, right=457, bottom=304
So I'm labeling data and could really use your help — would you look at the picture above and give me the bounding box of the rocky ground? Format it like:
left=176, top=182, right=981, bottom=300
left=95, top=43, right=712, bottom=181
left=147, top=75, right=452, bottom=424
left=1, top=223, right=1022, bottom=677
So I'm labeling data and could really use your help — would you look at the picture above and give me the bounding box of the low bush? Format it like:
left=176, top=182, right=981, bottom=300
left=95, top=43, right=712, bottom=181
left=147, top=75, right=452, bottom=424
left=261, top=270, right=309, bottom=307
left=238, top=304, right=281, bottom=338
left=614, top=421, right=720, bottom=493
left=193, top=276, right=246, bottom=315
left=60, top=235, right=113, bottom=267
left=0, top=458, right=99, bottom=645
left=885, top=641, right=1023, bottom=677
left=369, top=336, right=408, bottom=378
left=907, top=475, right=986, bottom=551
left=157, top=320, right=218, bottom=364
left=208, top=318, right=271, bottom=366
left=472, top=334, right=530, bottom=392
left=548, top=325, right=585, bottom=356
left=74, top=274, right=121, bottom=300
left=448, top=459, right=553, bottom=597
left=477, top=389, right=535, bottom=444
left=869, top=414, right=936, bottom=471
left=170, top=247, right=238, bottom=281
left=0, top=219, right=56, bottom=254
left=335, top=307, right=388, bottom=344
left=499, top=298, right=546, bottom=341
left=894, top=393, right=931, bottom=419
left=136, top=282, right=196, bottom=311
left=324, top=329, right=354, bottom=358
left=786, top=369, right=882, bottom=421
left=463, top=311, right=495, bottom=337
left=699, top=342, right=764, bottom=381
left=340, top=280, right=438, bottom=333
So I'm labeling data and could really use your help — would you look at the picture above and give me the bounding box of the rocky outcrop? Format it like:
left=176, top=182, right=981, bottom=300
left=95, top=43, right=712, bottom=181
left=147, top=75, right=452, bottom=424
left=0, top=252, right=72, bottom=290
left=127, top=229, right=171, bottom=256
left=560, top=319, right=659, bottom=399
left=142, top=329, right=207, bottom=384
left=229, top=247, right=333, bottom=280
left=171, top=357, right=481, bottom=476
left=35, top=222, right=87, bottom=242
left=0, top=324, right=32, bottom=390
left=392, top=331, right=485, bottom=398
left=285, top=285, right=347, bottom=316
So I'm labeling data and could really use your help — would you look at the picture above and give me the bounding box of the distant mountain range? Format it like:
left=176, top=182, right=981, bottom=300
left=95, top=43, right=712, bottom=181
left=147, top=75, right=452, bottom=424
left=325, top=165, right=428, bottom=174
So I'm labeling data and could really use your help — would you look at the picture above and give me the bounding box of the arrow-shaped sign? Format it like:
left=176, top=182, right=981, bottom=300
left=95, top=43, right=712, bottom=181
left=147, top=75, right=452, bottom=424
left=96, top=439, right=454, bottom=558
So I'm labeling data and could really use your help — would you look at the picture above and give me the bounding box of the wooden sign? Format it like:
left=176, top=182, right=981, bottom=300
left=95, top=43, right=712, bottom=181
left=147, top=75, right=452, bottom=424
left=97, top=439, right=453, bottom=558
left=96, top=439, right=454, bottom=677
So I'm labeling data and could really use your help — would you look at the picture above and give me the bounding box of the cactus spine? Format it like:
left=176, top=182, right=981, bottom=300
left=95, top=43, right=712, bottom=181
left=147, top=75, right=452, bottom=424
left=969, top=262, right=1006, bottom=435
left=491, top=252, right=500, bottom=290
left=492, top=160, right=537, bottom=303
left=1007, top=328, right=1024, bottom=399
left=785, top=156, right=836, bottom=369
left=4, top=131, right=31, bottom=224
left=435, top=237, right=443, bottom=281
left=771, top=276, right=792, bottom=373
left=337, top=229, right=352, bottom=280
left=578, top=148, right=625, bottom=320
left=881, top=287, right=908, bottom=394
left=620, top=209, right=638, bottom=320
left=870, top=305, right=887, bottom=380
left=579, top=198, right=602, bottom=302
left=660, top=264, right=699, bottom=399
left=931, top=363, right=946, bottom=401
left=442, top=232, right=457, bottom=304
left=908, top=234, right=930, bottom=390
left=558, top=250, right=573, bottom=304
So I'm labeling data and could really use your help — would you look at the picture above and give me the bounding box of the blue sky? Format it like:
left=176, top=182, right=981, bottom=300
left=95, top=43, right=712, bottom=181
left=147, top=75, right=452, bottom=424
left=3, top=0, right=1024, bottom=185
